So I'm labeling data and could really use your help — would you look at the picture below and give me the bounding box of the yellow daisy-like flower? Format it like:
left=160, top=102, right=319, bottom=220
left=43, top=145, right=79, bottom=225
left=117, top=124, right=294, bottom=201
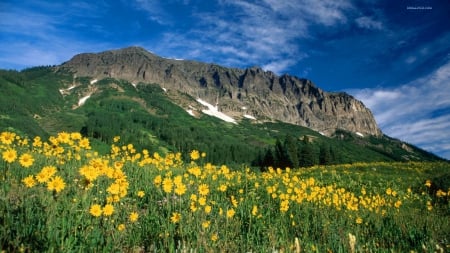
left=2, top=149, right=17, bottom=163
left=190, top=150, right=200, bottom=161
left=170, top=212, right=181, bottom=223
left=103, top=204, right=114, bottom=216
left=198, top=197, right=207, bottom=206
left=153, top=175, right=162, bottom=187
left=0, top=131, right=16, bottom=145
left=137, top=191, right=145, bottom=198
left=226, top=209, right=235, bottom=218
left=425, top=180, right=432, bottom=188
left=211, top=233, right=218, bottom=242
left=174, top=183, right=187, bottom=196
left=113, top=136, right=120, bottom=143
left=355, top=217, right=363, bottom=224
left=251, top=205, right=258, bottom=216
left=36, top=166, right=57, bottom=183
left=22, top=175, right=36, bottom=188
left=385, top=187, right=392, bottom=196
left=117, top=224, right=126, bottom=231
left=90, top=204, right=102, bottom=217
left=19, top=153, right=34, bottom=168
left=32, top=136, right=42, bottom=147
left=202, top=220, right=210, bottom=229
left=129, top=212, right=139, bottom=222
left=78, top=138, right=91, bottom=149
left=47, top=176, right=66, bottom=193
left=198, top=183, right=209, bottom=196
left=162, top=177, right=173, bottom=193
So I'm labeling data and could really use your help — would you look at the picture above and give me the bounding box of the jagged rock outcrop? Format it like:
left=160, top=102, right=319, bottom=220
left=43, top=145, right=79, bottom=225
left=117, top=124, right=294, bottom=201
left=60, top=46, right=382, bottom=136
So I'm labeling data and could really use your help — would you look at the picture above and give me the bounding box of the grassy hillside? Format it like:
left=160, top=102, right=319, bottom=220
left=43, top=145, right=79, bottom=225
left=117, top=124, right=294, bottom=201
left=0, top=67, right=444, bottom=166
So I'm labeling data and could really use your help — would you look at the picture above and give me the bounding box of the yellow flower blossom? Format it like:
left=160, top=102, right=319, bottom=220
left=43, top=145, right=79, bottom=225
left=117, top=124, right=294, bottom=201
left=2, top=149, right=17, bottom=163
left=22, top=175, right=36, bottom=188
left=226, top=208, right=235, bottom=218
left=190, top=150, right=200, bottom=161
left=198, top=183, right=209, bottom=196
left=47, top=176, right=66, bottom=193
left=162, top=177, right=173, bottom=193
left=170, top=212, right=181, bottom=223
left=129, top=212, right=139, bottom=222
left=19, top=153, right=34, bottom=168
left=90, top=204, right=102, bottom=217
left=103, top=204, right=114, bottom=216
left=137, top=191, right=145, bottom=198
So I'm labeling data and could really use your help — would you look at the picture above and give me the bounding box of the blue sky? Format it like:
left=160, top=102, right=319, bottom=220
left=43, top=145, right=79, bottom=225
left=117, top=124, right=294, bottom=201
left=1, top=0, right=449, bottom=159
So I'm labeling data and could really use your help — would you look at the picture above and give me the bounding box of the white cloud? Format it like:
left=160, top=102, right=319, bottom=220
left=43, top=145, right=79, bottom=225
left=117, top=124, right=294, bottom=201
left=148, top=0, right=353, bottom=74
left=355, top=16, right=383, bottom=30
left=350, top=61, right=450, bottom=159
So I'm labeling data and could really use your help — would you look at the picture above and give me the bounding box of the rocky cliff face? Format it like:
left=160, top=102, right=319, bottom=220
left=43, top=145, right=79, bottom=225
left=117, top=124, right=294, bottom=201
left=60, top=46, right=382, bottom=136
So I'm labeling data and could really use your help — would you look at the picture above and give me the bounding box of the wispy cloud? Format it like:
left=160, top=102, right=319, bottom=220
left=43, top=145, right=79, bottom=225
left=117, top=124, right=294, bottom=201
left=0, top=0, right=113, bottom=69
left=350, top=61, right=450, bottom=159
left=141, top=0, right=354, bottom=74
left=355, top=16, right=383, bottom=30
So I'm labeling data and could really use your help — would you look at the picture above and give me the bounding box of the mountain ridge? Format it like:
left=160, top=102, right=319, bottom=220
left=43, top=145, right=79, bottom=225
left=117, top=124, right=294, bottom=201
left=59, top=46, right=381, bottom=137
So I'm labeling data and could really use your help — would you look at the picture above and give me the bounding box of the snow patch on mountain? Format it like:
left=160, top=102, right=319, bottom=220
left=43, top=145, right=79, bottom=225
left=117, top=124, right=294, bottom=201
left=59, top=85, right=77, bottom=95
left=78, top=94, right=91, bottom=106
left=186, top=109, right=195, bottom=116
left=244, top=114, right=256, bottom=120
left=196, top=98, right=237, bottom=124
left=90, top=79, right=98, bottom=84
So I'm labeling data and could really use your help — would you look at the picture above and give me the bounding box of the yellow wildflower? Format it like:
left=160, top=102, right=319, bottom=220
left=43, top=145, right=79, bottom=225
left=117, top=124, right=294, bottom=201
left=2, top=149, right=17, bottom=163
left=129, top=212, right=139, bottom=222
left=90, top=204, right=102, bottom=217
left=137, top=191, right=145, bottom=198
left=47, top=176, right=66, bottom=193
left=190, top=150, right=200, bottom=161
left=22, top=175, right=36, bottom=188
left=103, top=204, right=114, bottom=216
left=118, top=224, right=126, bottom=231
left=174, top=183, right=187, bottom=196
left=355, top=217, right=363, bottom=224
left=162, top=177, right=173, bottom=193
left=202, top=220, right=210, bottom=229
left=226, top=208, right=235, bottom=218
left=36, top=166, right=57, bottom=183
left=19, top=153, right=34, bottom=168
left=198, top=183, right=209, bottom=196
left=0, top=131, right=16, bottom=145
left=170, top=212, right=181, bottom=223
left=251, top=205, right=258, bottom=216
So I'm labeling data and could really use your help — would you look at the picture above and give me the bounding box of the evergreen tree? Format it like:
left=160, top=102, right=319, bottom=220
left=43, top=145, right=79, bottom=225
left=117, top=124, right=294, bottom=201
left=319, top=143, right=332, bottom=165
left=284, top=135, right=299, bottom=168
left=262, top=148, right=275, bottom=169
left=299, top=136, right=316, bottom=167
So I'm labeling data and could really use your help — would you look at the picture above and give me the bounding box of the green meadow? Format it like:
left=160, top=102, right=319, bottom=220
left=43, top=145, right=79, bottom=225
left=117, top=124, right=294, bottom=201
left=1, top=131, right=449, bottom=252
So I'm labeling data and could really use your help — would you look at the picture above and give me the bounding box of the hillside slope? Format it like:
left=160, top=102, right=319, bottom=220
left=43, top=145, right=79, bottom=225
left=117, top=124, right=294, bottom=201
left=0, top=67, right=443, bottom=165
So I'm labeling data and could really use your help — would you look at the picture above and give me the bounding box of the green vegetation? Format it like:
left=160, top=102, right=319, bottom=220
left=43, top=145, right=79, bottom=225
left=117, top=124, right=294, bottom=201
left=0, top=67, right=444, bottom=168
left=1, top=67, right=449, bottom=251
left=0, top=131, right=449, bottom=252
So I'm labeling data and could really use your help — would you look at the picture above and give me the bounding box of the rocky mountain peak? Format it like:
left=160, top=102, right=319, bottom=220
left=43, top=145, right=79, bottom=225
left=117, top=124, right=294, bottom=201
left=60, top=47, right=382, bottom=137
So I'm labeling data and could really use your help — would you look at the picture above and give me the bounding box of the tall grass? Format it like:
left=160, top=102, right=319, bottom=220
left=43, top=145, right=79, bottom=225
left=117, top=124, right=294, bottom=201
left=1, top=131, right=449, bottom=252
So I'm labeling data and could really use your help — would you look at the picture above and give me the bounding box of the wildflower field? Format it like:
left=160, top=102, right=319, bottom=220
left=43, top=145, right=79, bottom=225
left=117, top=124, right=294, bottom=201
left=1, top=131, right=449, bottom=252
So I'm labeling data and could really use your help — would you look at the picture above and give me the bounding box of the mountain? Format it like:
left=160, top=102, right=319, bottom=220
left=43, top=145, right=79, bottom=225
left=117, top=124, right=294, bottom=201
left=60, top=46, right=381, bottom=137
left=0, top=48, right=444, bottom=166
